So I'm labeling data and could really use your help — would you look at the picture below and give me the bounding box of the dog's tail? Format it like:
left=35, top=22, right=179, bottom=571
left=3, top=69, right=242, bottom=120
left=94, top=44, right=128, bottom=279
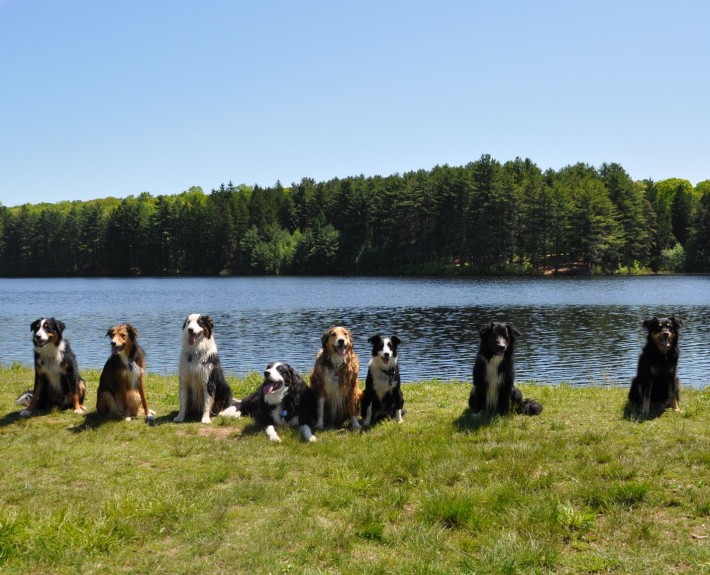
left=511, top=387, right=543, bottom=416
left=16, top=390, right=33, bottom=407
left=236, top=391, right=260, bottom=417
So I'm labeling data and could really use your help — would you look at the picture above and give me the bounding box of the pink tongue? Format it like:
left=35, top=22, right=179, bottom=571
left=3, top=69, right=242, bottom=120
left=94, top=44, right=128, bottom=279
left=188, top=334, right=197, bottom=346
left=337, top=347, right=346, bottom=357
left=383, top=357, right=390, bottom=365
left=265, top=384, right=274, bottom=394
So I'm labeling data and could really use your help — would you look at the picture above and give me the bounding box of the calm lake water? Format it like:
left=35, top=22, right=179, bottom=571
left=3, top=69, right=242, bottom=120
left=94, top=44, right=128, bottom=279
left=1, top=276, right=708, bottom=387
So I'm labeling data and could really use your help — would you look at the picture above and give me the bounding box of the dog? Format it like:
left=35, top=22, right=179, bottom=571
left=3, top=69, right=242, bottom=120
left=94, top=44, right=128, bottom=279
left=238, top=362, right=318, bottom=442
left=20, top=318, right=87, bottom=417
left=469, top=322, right=542, bottom=416
left=96, top=323, right=154, bottom=421
left=310, top=326, right=362, bottom=430
left=174, top=314, right=240, bottom=423
left=629, top=316, right=683, bottom=415
left=361, top=334, right=404, bottom=427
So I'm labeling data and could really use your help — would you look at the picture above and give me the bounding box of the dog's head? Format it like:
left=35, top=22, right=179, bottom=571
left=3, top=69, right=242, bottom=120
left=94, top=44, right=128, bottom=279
left=182, top=314, right=214, bottom=347
left=262, top=362, right=303, bottom=405
left=368, top=334, right=401, bottom=369
left=479, top=322, right=519, bottom=358
left=321, top=326, right=353, bottom=359
left=31, top=317, right=65, bottom=349
left=643, top=316, right=683, bottom=353
left=106, top=323, right=138, bottom=356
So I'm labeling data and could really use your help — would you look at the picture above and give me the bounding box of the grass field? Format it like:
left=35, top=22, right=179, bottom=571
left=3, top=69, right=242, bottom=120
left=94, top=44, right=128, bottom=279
left=1, top=363, right=709, bottom=574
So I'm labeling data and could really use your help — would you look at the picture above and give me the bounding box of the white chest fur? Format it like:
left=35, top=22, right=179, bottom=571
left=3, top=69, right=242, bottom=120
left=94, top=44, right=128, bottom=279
left=484, top=355, right=504, bottom=412
left=37, top=342, right=66, bottom=392
left=370, top=364, right=396, bottom=400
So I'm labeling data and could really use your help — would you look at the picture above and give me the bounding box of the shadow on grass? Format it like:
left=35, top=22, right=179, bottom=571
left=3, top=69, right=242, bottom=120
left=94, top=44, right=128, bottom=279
left=453, top=408, right=498, bottom=432
left=0, top=411, right=23, bottom=428
left=622, top=401, right=668, bottom=422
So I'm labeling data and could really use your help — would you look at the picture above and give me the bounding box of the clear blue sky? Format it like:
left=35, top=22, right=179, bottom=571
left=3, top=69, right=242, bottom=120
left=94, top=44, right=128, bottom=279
left=1, top=0, right=708, bottom=208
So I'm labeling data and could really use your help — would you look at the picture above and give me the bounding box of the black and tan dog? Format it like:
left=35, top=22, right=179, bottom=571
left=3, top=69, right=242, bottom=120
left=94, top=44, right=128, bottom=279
left=469, top=322, right=542, bottom=417
left=629, top=316, right=683, bottom=415
left=20, top=318, right=87, bottom=417
left=96, top=323, right=154, bottom=421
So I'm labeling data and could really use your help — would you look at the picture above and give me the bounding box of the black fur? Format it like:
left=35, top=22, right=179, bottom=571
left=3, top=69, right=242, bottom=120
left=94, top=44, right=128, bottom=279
left=361, top=335, right=404, bottom=426
left=24, top=318, right=86, bottom=414
left=469, top=322, right=542, bottom=416
left=203, top=353, right=236, bottom=415
left=628, top=316, right=683, bottom=414
left=239, top=362, right=317, bottom=439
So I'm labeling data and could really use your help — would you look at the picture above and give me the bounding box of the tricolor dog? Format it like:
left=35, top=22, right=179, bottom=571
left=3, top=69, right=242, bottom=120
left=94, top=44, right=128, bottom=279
left=361, top=334, right=404, bottom=427
left=96, top=323, right=154, bottom=421
left=174, top=314, right=240, bottom=424
left=238, top=362, right=318, bottom=442
left=21, top=318, right=86, bottom=417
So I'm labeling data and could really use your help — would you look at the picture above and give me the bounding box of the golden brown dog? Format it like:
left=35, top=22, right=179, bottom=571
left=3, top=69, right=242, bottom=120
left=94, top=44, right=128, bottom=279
left=96, top=323, right=153, bottom=421
left=310, top=326, right=362, bottom=430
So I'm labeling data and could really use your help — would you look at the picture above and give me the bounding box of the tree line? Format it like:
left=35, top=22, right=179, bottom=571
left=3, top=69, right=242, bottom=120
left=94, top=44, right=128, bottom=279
left=1, top=156, right=709, bottom=277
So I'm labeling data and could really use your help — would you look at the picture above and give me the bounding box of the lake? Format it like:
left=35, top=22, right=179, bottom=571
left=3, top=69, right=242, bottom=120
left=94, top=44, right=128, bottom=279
left=0, top=276, right=708, bottom=387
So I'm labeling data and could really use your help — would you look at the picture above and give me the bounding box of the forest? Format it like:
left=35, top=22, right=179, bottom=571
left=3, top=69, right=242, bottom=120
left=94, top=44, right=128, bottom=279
left=1, top=155, right=709, bottom=277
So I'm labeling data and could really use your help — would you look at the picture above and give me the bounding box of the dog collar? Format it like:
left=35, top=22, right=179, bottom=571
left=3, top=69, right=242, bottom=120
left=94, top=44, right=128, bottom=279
left=279, top=410, right=288, bottom=418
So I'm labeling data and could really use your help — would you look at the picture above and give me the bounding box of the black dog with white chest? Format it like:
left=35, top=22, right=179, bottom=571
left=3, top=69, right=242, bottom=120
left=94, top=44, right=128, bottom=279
left=238, top=362, right=318, bottom=442
left=628, top=316, right=683, bottom=415
left=361, top=335, right=404, bottom=427
left=469, top=322, right=542, bottom=417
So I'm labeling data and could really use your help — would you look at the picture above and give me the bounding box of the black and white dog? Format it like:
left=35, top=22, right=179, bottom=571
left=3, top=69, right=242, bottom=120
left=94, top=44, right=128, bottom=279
left=629, top=316, right=683, bottom=415
left=238, top=362, right=318, bottom=442
left=20, top=318, right=87, bottom=417
left=361, top=335, right=404, bottom=427
left=469, top=322, right=542, bottom=417
left=174, top=314, right=240, bottom=424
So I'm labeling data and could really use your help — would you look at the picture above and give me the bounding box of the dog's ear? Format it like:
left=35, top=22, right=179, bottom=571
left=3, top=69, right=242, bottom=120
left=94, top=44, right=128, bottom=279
left=286, top=364, right=304, bottom=386
left=321, top=329, right=332, bottom=348
left=30, top=319, right=40, bottom=332
left=182, top=316, right=189, bottom=330
left=671, top=316, right=684, bottom=329
left=54, top=319, right=66, bottom=335
left=105, top=327, right=115, bottom=338
left=126, top=324, right=139, bottom=339
left=479, top=323, right=494, bottom=338
left=201, top=315, right=214, bottom=338
left=507, top=324, right=520, bottom=339
left=390, top=335, right=402, bottom=348
left=368, top=334, right=382, bottom=346
left=643, top=317, right=658, bottom=330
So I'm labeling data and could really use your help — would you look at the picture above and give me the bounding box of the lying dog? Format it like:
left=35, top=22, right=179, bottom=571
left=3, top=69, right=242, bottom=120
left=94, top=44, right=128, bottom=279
left=20, top=318, right=86, bottom=417
left=629, top=316, right=683, bottom=415
left=238, top=362, right=318, bottom=442
left=174, top=314, right=240, bottom=423
left=310, top=326, right=362, bottom=430
left=96, top=323, right=154, bottom=421
left=361, top=334, right=404, bottom=427
left=469, top=322, right=542, bottom=416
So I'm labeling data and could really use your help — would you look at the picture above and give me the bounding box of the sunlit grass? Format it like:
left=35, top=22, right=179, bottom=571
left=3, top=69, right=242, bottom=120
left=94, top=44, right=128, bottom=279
left=1, top=364, right=709, bottom=574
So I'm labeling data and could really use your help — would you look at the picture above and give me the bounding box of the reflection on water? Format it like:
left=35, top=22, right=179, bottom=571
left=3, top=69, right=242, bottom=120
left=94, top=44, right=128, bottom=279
left=0, top=276, right=708, bottom=387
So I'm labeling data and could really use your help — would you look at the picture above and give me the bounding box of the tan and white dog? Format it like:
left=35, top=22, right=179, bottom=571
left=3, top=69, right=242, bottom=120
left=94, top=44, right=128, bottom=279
left=309, top=326, right=362, bottom=430
left=96, top=323, right=154, bottom=421
left=174, top=314, right=239, bottom=424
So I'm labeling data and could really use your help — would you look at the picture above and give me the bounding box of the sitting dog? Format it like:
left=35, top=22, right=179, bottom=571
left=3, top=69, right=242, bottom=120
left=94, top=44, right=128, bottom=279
left=96, top=323, right=154, bottom=421
left=310, top=326, right=362, bottom=430
left=629, top=316, right=683, bottom=415
left=361, top=334, right=404, bottom=427
left=20, top=318, right=86, bottom=417
left=238, top=362, right=318, bottom=442
left=174, top=314, right=240, bottom=424
left=469, top=322, right=542, bottom=416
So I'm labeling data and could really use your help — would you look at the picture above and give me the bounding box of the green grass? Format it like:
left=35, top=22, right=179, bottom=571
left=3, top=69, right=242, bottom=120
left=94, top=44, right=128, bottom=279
left=1, top=364, right=710, bottom=574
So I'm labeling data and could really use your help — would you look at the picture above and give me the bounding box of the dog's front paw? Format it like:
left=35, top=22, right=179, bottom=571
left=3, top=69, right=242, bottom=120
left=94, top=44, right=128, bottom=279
left=173, top=414, right=185, bottom=423
left=201, top=416, right=212, bottom=424
left=350, top=418, right=362, bottom=431
left=308, top=435, right=317, bottom=443
left=124, top=416, right=132, bottom=422
left=74, top=406, right=87, bottom=414
left=19, top=409, right=32, bottom=418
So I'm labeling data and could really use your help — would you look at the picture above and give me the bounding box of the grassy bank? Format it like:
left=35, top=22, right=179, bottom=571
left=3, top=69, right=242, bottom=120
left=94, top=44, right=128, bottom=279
left=1, top=364, right=709, bottom=574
